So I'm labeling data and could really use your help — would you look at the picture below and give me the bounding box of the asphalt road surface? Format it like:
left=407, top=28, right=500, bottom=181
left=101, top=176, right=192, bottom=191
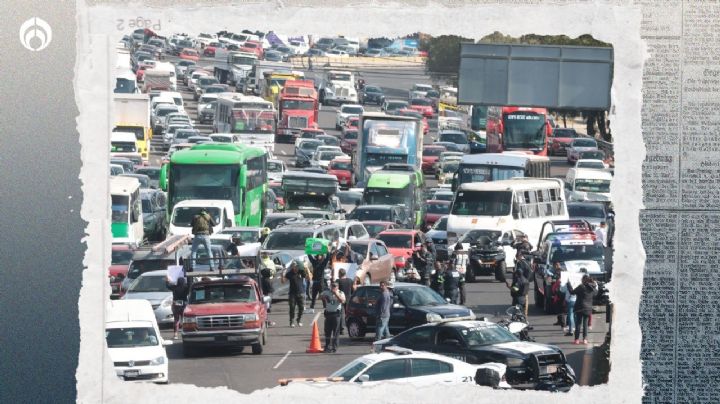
left=150, top=56, right=610, bottom=392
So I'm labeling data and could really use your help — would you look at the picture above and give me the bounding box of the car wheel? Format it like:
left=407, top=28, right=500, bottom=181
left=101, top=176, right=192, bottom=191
left=534, top=279, right=544, bottom=308
left=363, top=275, right=372, bottom=286
left=252, top=341, right=263, bottom=355
left=495, top=261, right=507, bottom=282
left=347, top=318, right=366, bottom=339
left=182, top=343, right=198, bottom=357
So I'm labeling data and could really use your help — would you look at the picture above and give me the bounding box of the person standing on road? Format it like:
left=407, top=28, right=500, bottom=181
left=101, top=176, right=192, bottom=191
left=506, top=267, right=528, bottom=309
left=567, top=274, right=598, bottom=344
left=595, top=222, right=608, bottom=248
left=321, top=282, right=346, bottom=353
left=283, top=260, right=307, bottom=327
left=412, top=243, right=434, bottom=286
left=430, top=264, right=445, bottom=296
left=444, top=261, right=461, bottom=304
left=512, top=234, right=533, bottom=256
left=336, top=268, right=353, bottom=335
left=375, top=281, right=393, bottom=341
left=450, top=243, right=469, bottom=305
left=259, top=252, right=276, bottom=310
left=559, top=270, right=577, bottom=337
left=308, top=252, right=331, bottom=309
left=190, top=208, right=216, bottom=271
left=514, top=251, right=532, bottom=316
left=166, top=276, right=189, bottom=339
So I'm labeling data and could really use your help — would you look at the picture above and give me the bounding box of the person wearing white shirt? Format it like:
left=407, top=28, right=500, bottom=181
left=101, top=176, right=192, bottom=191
left=594, top=222, right=608, bottom=247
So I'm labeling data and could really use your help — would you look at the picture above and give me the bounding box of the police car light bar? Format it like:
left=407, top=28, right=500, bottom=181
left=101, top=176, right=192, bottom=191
left=383, top=345, right=413, bottom=355
left=427, top=314, right=478, bottom=324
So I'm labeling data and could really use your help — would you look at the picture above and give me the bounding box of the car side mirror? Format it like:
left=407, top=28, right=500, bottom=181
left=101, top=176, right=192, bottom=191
left=442, top=338, right=461, bottom=347
left=359, top=374, right=370, bottom=383
left=370, top=254, right=378, bottom=261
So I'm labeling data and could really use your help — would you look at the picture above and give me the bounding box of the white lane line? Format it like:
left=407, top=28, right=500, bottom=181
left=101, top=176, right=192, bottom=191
left=312, top=310, right=322, bottom=324
left=273, top=350, right=292, bottom=369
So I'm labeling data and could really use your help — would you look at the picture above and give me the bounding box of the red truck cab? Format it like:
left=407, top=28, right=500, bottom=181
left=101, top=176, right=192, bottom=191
left=276, top=80, right=319, bottom=143
left=109, top=244, right=134, bottom=299
left=181, top=276, right=270, bottom=356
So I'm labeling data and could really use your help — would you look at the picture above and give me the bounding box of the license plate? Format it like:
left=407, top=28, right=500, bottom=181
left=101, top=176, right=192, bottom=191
left=215, top=336, right=228, bottom=342
left=543, top=365, right=558, bottom=374
left=124, top=370, right=139, bottom=378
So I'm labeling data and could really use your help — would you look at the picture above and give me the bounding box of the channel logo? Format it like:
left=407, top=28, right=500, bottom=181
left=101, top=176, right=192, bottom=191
left=19, top=17, right=53, bottom=52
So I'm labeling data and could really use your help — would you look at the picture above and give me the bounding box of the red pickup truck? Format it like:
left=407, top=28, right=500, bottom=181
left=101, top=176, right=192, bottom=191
left=181, top=276, right=270, bottom=356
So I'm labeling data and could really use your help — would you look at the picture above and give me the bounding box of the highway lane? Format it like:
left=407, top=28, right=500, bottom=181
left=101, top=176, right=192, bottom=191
left=147, top=58, right=609, bottom=392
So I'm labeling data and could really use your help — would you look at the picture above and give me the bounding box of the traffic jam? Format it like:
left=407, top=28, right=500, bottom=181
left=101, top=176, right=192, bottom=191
left=107, top=28, right=614, bottom=392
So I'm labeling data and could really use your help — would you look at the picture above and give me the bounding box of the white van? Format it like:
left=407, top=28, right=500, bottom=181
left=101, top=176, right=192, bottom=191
left=158, top=91, right=186, bottom=114
left=106, top=299, right=171, bottom=384
left=111, top=176, right=144, bottom=247
left=565, top=168, right=612, bottom=203
left=111, top=132, right=143, bottom=164
left=168, top=199, right=236, bottom=237
left=447, top=178, right=569, bottom=247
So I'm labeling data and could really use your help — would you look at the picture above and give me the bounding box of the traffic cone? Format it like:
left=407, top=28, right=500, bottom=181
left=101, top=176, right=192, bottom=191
left=306, top=320, right=324, bottom=353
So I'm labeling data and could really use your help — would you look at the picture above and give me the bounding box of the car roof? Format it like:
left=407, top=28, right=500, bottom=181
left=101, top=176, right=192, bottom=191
left=138, top=270, right=168, bottom=277
left=354, top=204, right=396, bottom=210
left=378, top=229, right=417, bottom=235
left=426, top=200, right=451, bottom=205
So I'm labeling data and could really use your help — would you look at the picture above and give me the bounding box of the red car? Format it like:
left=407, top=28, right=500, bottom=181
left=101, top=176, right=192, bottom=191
left=179, top=48, right=200, bottom=62
left=549, top=128, right=580, bottom=156
left=408, top=98, right=435, bottom=118
left=109, top=244, right=134, bottom=299
left=327, top=157, right=353, bottom=189
left=396, top=109, right=429, bottom=136
left=340, top=129, right=359, bottom=155
left=421, top=145, right=447, bottom=174
left=268, top=181, right=285, bottom=209
left=242, top=40, right=264, bottom=59
left=203, top=42, right=223, bottom=57
left=362, top=221, right=399, bottom=238
left=181, top=276, right=270, bottom=356
left=376, top=229, right=427, bottom=271
left=344, top=116, right=359, bottom=132
left=424, top=200, right=451, bottom=227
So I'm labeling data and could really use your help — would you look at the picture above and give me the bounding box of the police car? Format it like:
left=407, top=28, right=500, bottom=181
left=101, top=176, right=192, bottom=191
left=532, top=227, right=608, bottom=311
left=278, top=346, right=511, bottom=388
left=372, top=320, right=575, bottom=391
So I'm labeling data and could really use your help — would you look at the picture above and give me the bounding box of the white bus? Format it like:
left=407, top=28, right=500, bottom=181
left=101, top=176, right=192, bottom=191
left=111, top=176, right=144, bottom=247
left=447, top=178, right=569, bottom=247
left=452, top=153, right=551, bottom=191
left=565, top=168, right=612, bottom=203
left=214, top=92, right=276, bottom=153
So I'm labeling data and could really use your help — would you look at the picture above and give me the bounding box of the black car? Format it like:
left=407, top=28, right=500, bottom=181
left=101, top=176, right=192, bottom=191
left=373, top=320, right=575, bottom=391
left=134, top=166, right=161, bottom=189
left=347, top=205, right=411, bottom=228
left=295, top=139, right=323, bottom=168
left=345, top=283, right=475, bottom=339
left=140, top=189, right=167, bottom=241
left=361, top=85, right=385, bottom=105
left=198, top=102, right=216, bottom=124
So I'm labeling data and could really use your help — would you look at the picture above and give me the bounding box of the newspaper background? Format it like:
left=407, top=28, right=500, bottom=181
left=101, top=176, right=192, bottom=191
left=72, top=1, right=718, bottom=403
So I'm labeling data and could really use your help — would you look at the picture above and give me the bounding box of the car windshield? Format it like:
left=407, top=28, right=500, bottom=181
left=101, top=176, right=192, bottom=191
left=106, top=327, right=159, bottom=348
left=330, top=359, right=371, bottom=381
left=442, top=162, right=459, bottom=173
left=128, top=275, right=168, bottom=293
left=451, top=191, right=511, bottom=216
left=268, top=162, right=284, bottom=172
left=264, top=231, right=313, bottom=250
left=377, top=234, right=412, bottom=248
left=387, top=102, right=408, bottom=110
left=320, top=137, right=340, bottom=146
left=364, top=224, right=388, bottom=237
left=189, top=284, right=257, bottom=303
left=112, top=250, right=133, bottom=265
left=426, top=90, right=439, bottom=97
left=127, top=259, right=175, bottom=280
left=461, top=324, right=519, bottom=346
left=330, top=161, right=352, bottom=171
left=136, top=169, right=159, bottom=180
left=263, top=215, right=294, bottom=230
left=423, top=148, right=443, bottom=156
left=350, top=208, right=393, bottom=222
left=204, top=87, right=225, bottom=94
left=300, top=141, right=322, bottom=151
left=365, top=86, right=382, bottom=93
left=410, top=98, right=431, bottom=106
left=576, top=161, right=606, bottom=169
left=459, top=230, right=501, bottom=244
left=568, top=204, right=606, bottom=219
left=433, top=217, right=447, bottom=231
left=579, top=151, right=605, bottom=160
left=171, top=207, right=221, bottom=227
left=573, top=139, right=597, bottom=148
left=553, top=129, right=577, bottom=138
left=396, top=286, right=447, bottom=306
left=440, top=132, right=468, bottom=144
left=348, top=243, right=369, bottom=257
left=342, top=106, right=363, bottom=115
left=338, top=192, right=362, bottom=205
left=344, top=131, right=358, bottom=140
left=210, top=136, right=232, bottom=143
left=574, top=179, right=611, bottom=193
left=426, top=203, right=450, bottom=214
left=550, top=244, right=605, bottom=262
left=319, top=152, right=344, bottom=161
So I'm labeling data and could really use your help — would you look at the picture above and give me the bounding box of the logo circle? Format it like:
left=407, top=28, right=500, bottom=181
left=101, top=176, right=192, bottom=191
left=19, top=17, right=52, bottom=52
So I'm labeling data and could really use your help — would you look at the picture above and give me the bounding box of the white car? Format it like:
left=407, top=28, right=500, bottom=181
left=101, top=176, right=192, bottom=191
left=267, top=159, right=287, bottom=182
left=311, top=150, right=349, bottom=169
left=566, top=138, right=599, bottom=164
left=188, top=70, right=211, bottom=91
left=279, top=347, right=509, bottom=388
left=197, top=94, right=218, bottom=114
left=408, top=83, right=433, bottom=99
left=335, top=104, right=364, bottom=129
left=209, top=133, right=237, bottom=143
left=574, top=158, right=609, bottom=170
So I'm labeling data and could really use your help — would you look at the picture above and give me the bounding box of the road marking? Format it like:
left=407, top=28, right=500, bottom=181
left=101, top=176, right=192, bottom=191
left=579, top=344, right=594, bottom=385
left=312, top=310, right=322, bottom=324
left=273, top=350, right=292, bottom=369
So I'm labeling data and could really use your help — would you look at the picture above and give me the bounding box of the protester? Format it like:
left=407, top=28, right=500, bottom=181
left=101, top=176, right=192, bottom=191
left=282, top=260, right=307, bottom=327
left=375, top=281, right=393, bottom=341
left=190, top=208, right=216, bottom=271
left=567, top=274, right=598, bottom=344
left=166, top=276, right=189, bottom=339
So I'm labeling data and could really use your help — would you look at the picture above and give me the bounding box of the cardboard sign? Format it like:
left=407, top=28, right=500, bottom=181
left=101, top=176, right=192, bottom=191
left=167, top=265, right=184, bottom=285
left=305, top=238, right=329, bottom=255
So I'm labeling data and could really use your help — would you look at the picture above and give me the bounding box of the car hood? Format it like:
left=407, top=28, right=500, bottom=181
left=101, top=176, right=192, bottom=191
left=387, top=247, right=414, bottom=258
left=410, top=304, right=474, bottom=318
left=571, top=147, right=598, bottom=152
left=185, top=302, right=261, bottom=316
left=123, top=292, right=171, bottom=304
left=261, top=249, right=306, bottom=260
left=472, top=341, right=559, bottom=357
left=426, top=229, right=447, bottom=240
left=553, top=138, right=574, bottom=144
left=564, top=260, right=603, bottom=274
left=107, top=345, right=167, bottom=363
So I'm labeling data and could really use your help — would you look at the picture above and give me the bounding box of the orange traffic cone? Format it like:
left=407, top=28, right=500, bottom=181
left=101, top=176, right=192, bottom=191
left=306, top=320, right=324, bottom=353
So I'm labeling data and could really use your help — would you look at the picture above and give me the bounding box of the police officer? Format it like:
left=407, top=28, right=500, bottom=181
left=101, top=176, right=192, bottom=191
left=444, top=260, right=461, bottom=304
left=412, top=243, right=433, bottom=286
left=320, top=282, right=346, bottom=353
left=430, top=264, right=445, bottom=296
left=259, top=251, right=276, bottom=307
left=450, top=244, right=469, bottom=305
left=512, top=234, right=533, bottom=256
left=507, top=266, right=528, bottom=309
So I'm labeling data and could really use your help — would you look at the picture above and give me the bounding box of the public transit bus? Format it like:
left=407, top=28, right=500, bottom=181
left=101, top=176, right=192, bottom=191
left=485, top=106, right=552, bottom=156
left=159, top=143, right=268, bottom=226
left=111, top=176, right=144, bottom=247
left=362, top=165, right=425, bottom=228
left=354, top=113, right=423, bottom=186
left=214, top=93, right=277, bottom=154
left=447, top=178, right=569, bottom=245
left=452, top=153, right=551, bottom=191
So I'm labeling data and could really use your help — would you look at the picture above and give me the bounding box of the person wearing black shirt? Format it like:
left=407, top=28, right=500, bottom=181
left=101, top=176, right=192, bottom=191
left=226, top=234, right=244, bottom=256
left=308, top=253, right=330, bottom=309
left=336, top=268, right=354, bottom=335
left=507, top=267, right=528, bottom=308
left=282, top=260, right=307, bottom=327
left=166, top=276, right=189, bottom=339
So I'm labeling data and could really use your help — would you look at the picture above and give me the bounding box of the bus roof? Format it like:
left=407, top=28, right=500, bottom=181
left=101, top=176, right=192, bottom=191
left=460, top=153, right=550, bottom=167
left=110, top=176, right=140, bottom=195
left=367, top=172, right=412, bottom=189
left=572, top=168, right=613, bottom=180
left=458, top=177, right=563, bottom=192
left=361, top=112, right=417, bottom=121
left=170, top=143, right=265, bottom=165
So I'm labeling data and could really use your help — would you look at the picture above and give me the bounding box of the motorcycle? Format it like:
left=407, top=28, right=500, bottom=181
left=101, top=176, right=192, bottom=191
left=497, top=305, right=535, bottom=342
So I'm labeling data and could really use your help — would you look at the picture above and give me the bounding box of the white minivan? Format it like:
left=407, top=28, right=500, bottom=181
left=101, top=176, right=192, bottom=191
left=565, top=168, right=612, bottom=203
left=105, top=299, right=172, bottom=384
left=168, top=199, right=236, bottom=237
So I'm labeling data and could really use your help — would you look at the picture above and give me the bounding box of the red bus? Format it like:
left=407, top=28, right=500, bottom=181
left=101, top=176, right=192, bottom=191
left=485, top=106, right=551, bottom=156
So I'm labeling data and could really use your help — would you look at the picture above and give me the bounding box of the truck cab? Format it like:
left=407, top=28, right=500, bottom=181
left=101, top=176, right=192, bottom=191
left=319, top=70, right=358, bottom=106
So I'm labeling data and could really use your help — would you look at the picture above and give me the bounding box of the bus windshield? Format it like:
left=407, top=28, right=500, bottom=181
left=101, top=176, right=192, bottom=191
left=364, top=186, right=413, bottom=206
left=169, top=164, right=240, bottom=212
left=451, top=191, right=512, bottom=216
left=574, top=179, right=611, bottom=193
left=232, top=110, right=276, bottom=134
left=458, top=165, right=524, bottom=184
left=111, top=195, right=129, bottom=223
left=503, top=111, right=546, bottom=149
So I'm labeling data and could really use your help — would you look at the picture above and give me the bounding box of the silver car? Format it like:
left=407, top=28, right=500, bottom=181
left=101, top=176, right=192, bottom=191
left=121, top=270, right=174, bottom=326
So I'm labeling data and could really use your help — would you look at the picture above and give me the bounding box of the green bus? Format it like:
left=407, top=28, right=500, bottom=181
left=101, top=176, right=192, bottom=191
left=362, top=164, right=425, bottom=228
left=159, top=143, right=268, bottom=226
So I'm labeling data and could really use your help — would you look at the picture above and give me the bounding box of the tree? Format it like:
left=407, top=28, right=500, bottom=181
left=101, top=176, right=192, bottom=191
left=423, top=35, right=473, bottom=85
